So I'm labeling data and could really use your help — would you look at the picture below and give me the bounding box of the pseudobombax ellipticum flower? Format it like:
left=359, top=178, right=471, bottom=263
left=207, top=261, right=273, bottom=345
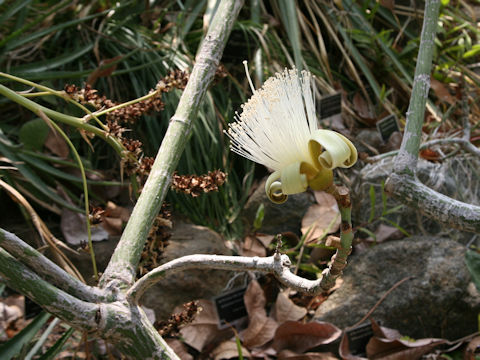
left=226, top=62, right=358, bottom=204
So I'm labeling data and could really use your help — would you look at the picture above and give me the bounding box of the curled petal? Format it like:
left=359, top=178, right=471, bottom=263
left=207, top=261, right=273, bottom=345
left=281, top=162, right=309, bottom=195
left=308, top=130, right=358, bottom=170
left=265, top=162, right=315, bottom=204
left=334, top=132, right=358, bottom=168
left=265, top=171, right=287, bottom=204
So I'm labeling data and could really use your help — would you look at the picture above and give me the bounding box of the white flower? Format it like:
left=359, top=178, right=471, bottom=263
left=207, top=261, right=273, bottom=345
left=227, top=62, right=357, bottom=204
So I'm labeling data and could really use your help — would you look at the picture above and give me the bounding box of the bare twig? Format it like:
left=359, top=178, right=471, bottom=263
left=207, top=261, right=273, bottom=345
left=365, top=137, right=480, bottom=164
left=127, top=253, right=319, bottom=303
left=128, top=184, right=355, bottom=303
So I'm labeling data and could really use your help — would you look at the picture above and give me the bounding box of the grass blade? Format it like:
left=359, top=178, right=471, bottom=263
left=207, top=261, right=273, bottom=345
left=0, top=0, right=32, bottom=25
left=24, top=318, right=60, bottom=360
left=0, top=312, right=50, bottom=360
left=368, top=185, right=376, bottom=222
left=277, top=0, right=303, bottom=70
left=37, top=327, right=74, bottom=360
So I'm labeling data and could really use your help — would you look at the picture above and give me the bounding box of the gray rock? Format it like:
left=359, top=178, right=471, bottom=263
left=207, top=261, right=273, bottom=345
left=354, top=129, right=383, bottom=155
left=314, top=236, right=480, bottom=339
left=241, top=178, right=315, bottom=235
left=141, top=219, right=232, bottom=321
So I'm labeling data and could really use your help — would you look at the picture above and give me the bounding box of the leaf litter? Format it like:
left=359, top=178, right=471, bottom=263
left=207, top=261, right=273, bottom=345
left=170, top=279, right=479, bottom=359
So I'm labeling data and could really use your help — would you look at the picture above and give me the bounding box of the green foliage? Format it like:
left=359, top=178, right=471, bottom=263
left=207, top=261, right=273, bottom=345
left=360, top=182, right=410, bottom=242
left=0, top=0, right=254, bottom=238
left=0, top=0, right=477, bottom=240
left=253, top=204, right=265, bottom=232
left=465, top=248, right=480, bottom=292
left=37, top=326, right=74, bottom=360
left=18, top=118, right=49, bottom=151
left=0, top=312, right=50, bottom=360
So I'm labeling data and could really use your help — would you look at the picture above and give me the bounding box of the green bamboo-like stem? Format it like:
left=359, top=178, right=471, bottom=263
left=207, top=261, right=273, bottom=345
left=0, top=228, right=107, bottom=302
left=386, top=0, right=480, bottom=233
left=394, top=0, right=440, bottom=174
left=0, top=84, right=122, bottom=154
left=99, top=0, right=245, bottom=290
left=20, top=91, right=52, bottom=97
left=0, top=247, right=99, bottom=330
left=0, top=72, right=108, bottom=130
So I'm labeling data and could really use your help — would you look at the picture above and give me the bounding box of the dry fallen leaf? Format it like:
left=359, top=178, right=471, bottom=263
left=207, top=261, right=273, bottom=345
left=242, top=235, right=267, bottom=257
left=98, top=201, right=132, bottom=236
left=273, top=321, right=342, bottom=353
left=61, top=208, right=109, bottom=246
left=0, top=295, right=25, bottom=341
left=166, top=339, right=193, bottom=360
left=250, top=345, right=278, bottom=359
left=256, top=233, right=275, bottom=248
left=101, top=217, right=123, bottom=236
left=271, top=291, right=307, bottom=324
left=379, top=0, right=395, bottom=10
left=339, top=332, right=367, bottom=360
left=370, top=319, right=402, bottom=340
left=366, top=337, right=446, bottom=360
left=179, top=299, right=233, bottom=352
left=211, top=340, right=251, bottom=360
left=278, top=349, right=339, bottom=360
left=372, top=224, right=402, bottom=243
left=105, top=201, right=131, bottom=222
left=465, top=336, right=480, bottom=360
left=241, top=311, right=278, bottom=349
left=313, top=191, right=337, bottom=207
left=419, top=148, right=441, bottom=161
left=366, top=319, right=446, bottom=360
left=353, top=92, right=376, bottom=125
left=302, top=192, right=340, bottom=244
left=244, top=280, right=267, bottom=317
left=430, top=77, right=455, bottom=105
left=87, top=56, right=122, bottom=86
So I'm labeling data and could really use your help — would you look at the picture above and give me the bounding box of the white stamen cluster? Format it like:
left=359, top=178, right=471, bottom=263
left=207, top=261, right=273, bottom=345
left=226, top=63, right=318, bottom=171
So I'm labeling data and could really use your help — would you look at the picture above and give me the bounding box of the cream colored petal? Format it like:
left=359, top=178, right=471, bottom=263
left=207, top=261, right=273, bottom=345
left=280, top=162, right=308, bottom=195
left=308, top=130, right=358, bottom=170
left=265, top=170, right=288, bottom=204
left=334, top=132, right=358, bottom=168
left=265, top=162, right=311, bottom=204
